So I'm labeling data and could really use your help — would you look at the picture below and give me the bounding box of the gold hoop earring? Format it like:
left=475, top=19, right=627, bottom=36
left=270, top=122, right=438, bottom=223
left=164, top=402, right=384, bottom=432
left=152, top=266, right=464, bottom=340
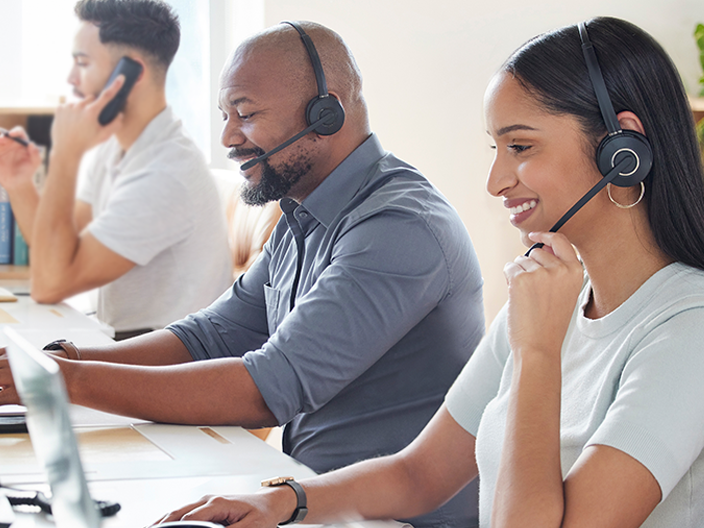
left=607, top=181, right=645, bottom=209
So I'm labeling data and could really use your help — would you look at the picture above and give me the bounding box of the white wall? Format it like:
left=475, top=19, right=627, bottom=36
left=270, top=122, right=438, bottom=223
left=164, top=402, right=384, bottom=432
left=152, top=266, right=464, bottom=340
left=0, top=1, right=22, bottom=101
left=262, top=0, right=704, bottom=325
left=209, top=0, right=265, bottom=167
left=1, top=0, right=703, bottom=325
left=0, top=0, right=76, bottom=103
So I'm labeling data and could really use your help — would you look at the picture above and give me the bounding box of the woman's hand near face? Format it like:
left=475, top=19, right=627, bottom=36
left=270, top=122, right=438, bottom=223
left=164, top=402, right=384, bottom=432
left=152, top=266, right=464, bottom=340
left=493, top=230, right=584, bottom=528
left=503, top=231, right=584, bottom=360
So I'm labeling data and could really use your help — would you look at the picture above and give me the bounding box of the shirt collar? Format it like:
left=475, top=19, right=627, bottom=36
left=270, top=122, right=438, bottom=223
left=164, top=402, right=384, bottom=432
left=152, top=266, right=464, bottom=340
left=297, top=133, right=386, bottom=228
left=113, top=106, right=176, bottom=170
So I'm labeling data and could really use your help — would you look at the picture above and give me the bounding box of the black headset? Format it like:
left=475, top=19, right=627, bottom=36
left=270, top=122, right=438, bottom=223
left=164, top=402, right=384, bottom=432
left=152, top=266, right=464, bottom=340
left=524, top=22, right=654, bottom=256
left=283, top=20, right=346, bottom=135
left=239, top=21, right=345, bottom=171
left=578, top=21, right=652, bottom=187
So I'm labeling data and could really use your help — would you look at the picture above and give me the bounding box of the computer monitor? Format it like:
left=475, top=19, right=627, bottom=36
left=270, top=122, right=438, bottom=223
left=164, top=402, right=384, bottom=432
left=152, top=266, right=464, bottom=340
left=4, top=327, right=101, bottom=528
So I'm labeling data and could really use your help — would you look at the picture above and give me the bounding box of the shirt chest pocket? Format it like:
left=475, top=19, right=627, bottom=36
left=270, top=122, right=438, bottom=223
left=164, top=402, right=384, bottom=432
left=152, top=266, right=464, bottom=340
left=263, top=283, right=287, bottom=336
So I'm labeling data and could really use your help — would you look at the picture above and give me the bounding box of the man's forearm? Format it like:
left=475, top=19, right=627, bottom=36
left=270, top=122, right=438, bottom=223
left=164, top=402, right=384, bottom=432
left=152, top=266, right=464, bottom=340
left=6, top=179, right=39, bottom=245
left=60, top=353, right=277, bottom=427
left=71, top=329, right=193, bottom=366
left=30, top=150, right=82, bottom=298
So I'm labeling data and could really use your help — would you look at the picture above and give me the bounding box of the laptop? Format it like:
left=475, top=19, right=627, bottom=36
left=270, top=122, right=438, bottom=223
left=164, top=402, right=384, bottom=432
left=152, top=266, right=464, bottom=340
left=4, top=328, right=226, bottom=528
left=4, top=327, right=101, bottom=528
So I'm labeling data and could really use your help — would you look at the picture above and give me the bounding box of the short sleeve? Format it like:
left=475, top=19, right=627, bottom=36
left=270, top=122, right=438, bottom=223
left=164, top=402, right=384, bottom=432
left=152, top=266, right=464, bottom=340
left=446, top=304, right=510, bottom=436
left=243, top=209, right=455, bottom=424
left=587, top=305, right=704, bottom=500
left=87, top=170, right=194, bottom=265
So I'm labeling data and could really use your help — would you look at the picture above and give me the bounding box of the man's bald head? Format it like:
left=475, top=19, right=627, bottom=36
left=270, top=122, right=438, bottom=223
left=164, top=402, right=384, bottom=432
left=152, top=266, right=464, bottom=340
left=218, top=22, right=373, bottom=205
left=223, top=21, right=368, bottom=135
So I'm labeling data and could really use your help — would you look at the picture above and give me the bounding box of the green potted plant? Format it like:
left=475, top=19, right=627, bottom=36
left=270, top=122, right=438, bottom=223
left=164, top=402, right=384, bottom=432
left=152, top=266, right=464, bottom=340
left=696, top=24, right=704, bottom=154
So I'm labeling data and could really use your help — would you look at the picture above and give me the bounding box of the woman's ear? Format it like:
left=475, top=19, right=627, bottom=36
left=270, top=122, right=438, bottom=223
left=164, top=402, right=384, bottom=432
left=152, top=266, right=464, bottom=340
left=616, top=111, right=646, bottom=136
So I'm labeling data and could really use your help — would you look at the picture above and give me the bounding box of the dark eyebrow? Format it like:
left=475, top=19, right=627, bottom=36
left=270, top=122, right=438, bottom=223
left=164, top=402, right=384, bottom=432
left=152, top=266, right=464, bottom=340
left=224, top=96, right=253, bottom=108
left=217, top=94, right=254, bottom=112
left=496, top=124, right=538, bottom=136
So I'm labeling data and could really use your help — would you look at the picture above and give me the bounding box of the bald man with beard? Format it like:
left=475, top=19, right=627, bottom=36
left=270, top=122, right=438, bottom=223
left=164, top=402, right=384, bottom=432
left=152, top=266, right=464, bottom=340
left=0, top=21, right=485, bottom=527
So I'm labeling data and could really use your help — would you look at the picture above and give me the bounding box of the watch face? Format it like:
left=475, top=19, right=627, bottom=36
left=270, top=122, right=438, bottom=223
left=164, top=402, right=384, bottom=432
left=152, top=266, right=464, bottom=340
left=261, top=476, right=293, bottom=487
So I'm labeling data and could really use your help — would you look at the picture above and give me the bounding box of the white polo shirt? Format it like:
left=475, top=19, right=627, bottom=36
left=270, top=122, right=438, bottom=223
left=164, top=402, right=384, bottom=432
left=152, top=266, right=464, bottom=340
left=77, top=106, right=232, bottom=332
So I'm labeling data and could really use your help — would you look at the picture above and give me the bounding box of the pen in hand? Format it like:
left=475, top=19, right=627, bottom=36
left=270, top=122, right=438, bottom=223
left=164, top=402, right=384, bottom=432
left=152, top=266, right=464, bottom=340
left=0, top=130, right=29, bottom=147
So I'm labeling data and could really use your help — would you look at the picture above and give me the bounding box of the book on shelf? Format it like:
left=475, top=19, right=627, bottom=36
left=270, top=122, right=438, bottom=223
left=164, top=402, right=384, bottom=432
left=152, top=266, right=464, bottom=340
left=0, top=144, right=46, bottom=267
left=0, top=138, right=52, bottom=268
left=0, top=187, right=11, bottom=264
left=13, top=221, right=28, bottom=266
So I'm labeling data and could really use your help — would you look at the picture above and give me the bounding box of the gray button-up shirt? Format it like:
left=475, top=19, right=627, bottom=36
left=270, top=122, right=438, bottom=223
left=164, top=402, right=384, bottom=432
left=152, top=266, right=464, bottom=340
left=169, top=134, right=484, bottom=527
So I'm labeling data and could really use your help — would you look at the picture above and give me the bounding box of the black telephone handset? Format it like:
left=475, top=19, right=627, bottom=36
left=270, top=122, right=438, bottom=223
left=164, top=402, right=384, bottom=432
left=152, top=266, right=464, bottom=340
left=97, top=56, right=143, bottom=126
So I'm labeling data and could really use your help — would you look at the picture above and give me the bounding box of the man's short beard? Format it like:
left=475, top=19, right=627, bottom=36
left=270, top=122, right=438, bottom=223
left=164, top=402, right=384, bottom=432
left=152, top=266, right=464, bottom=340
left=240, top=155, right=311, bottom=206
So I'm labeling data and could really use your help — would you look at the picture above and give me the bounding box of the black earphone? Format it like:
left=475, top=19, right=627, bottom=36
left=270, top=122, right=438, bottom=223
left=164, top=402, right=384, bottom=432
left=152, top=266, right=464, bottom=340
left=578, top=21, right=653, bottom=187
left=284, top=21, right=346, bottom=136
left=524, top=21, right=654, bottom=256
left=240, top=21, right=345, bottom=171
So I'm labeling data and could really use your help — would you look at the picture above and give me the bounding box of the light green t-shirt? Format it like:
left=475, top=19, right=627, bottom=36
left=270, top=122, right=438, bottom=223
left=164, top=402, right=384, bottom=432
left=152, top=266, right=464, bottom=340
left=446, top=262, right=704, bottom=528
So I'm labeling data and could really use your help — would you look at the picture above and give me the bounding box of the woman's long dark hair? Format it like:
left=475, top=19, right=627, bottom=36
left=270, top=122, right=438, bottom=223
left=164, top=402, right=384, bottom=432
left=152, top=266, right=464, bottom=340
left=504, top=17, right=704, bottom=270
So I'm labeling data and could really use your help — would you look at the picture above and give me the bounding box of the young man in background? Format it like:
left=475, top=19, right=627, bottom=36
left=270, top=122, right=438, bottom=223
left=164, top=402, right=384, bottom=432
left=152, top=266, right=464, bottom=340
left=0, top=0, right=232, bottom=340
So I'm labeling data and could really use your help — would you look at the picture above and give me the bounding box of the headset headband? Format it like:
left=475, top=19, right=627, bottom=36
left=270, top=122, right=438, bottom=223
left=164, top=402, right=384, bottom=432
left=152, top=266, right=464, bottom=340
left=578, top=22, right=621, bottom=135
left=282, top=21, right=329, bottom=99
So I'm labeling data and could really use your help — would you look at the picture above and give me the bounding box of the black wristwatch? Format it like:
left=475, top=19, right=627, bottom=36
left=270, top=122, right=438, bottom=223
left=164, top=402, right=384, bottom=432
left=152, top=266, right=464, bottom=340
left=261, top=476, right=308, bottom=524
left=42, top=339, right=81, bottom=360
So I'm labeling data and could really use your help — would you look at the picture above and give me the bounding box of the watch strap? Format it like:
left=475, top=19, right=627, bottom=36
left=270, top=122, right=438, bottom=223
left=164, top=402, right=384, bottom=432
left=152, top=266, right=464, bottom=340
left=261, top=477, right=308, bottom=524
left=42, top=339, right=81, bottom=361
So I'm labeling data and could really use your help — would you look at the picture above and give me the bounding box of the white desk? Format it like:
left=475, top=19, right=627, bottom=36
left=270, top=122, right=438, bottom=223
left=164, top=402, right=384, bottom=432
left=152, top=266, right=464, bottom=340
left=0, top=294, right=114, bottom=348
left=2, top=416, right=403, bottom=528
left=0, top=294, right=404, bottom=528
left=0, top=293, right=119, bottom=436
left=1, top=419, right=315, bottom=527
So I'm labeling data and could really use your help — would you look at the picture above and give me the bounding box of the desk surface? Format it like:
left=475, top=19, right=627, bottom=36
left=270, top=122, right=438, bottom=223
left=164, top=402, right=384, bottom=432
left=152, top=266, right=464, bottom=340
left=0, top=286, right=403, bottom=528
left=2, top=418, right=403, bottom=528
left=0, top=290, right=114, bottom=347
left=2, top=420, right=317, bottom=527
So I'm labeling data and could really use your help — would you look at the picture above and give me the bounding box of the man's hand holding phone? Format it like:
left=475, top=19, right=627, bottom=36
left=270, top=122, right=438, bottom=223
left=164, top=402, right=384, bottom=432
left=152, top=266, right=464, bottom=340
left=50, top=75, right=126, bottom=160
left=51, top=56, right=143, bottom=160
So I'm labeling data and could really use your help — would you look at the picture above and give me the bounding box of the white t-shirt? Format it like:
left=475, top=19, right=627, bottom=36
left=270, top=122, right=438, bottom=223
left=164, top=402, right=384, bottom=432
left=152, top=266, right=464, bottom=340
left=446, top=262, right=704, bottom=528
left=76, top=107, right=232, bottom=332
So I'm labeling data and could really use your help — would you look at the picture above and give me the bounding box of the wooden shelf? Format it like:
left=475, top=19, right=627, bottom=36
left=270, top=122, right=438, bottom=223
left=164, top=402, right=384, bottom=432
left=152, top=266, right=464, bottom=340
left=690, top=96, right=704, bottom=123
left=0, top=265, right=30, bottom=280
left=0, top=102, right=56, bottom=132
left=0, top=102, right=57, bottom=116
left=0, top=105, right=55, bottom=151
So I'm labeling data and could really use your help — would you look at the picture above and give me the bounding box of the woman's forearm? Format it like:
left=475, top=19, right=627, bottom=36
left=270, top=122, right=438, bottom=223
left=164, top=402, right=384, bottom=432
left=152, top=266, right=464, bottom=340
left=492, top=349, right=564, bottom=528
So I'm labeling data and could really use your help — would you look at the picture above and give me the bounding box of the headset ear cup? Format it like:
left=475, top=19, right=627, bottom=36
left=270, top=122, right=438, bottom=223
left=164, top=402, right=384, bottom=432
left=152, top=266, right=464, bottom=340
left=596, top=130, right=653, bottom=187
left=306, top=95, right=345, bottom=135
